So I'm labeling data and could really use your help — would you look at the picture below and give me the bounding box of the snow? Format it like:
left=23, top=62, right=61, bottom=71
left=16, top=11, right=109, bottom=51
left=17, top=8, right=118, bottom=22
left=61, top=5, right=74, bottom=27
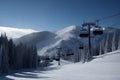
left=1, top=50, right=120, bottom=80
left=56, top=25, right=80, bottom=40
left=0, top=26, right=37, bottom=39
left=14, top=25, right=120, bottom=57
left=15, top=25, right=82, bottom=56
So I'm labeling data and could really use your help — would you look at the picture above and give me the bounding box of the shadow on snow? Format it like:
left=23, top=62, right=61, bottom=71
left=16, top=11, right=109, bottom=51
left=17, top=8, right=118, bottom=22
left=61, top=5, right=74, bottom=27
left=0, top=65, right=59, bottom=80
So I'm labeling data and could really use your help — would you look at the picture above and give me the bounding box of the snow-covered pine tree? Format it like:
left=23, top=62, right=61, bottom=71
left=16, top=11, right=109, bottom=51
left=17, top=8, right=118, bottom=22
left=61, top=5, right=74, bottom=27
left=112, top=32, right=116, bottom=51
left=80, top=48, right=85, bottom=63
left=104, top=34, right=109, bottom=53
left=99, top=42, right=102, bottom=55
left=83, top=46, right=88, bottom=62
left=118, top=36, right=120, bottom=50
left=99, top=39, right=105, bottom=55
left=31, top=45, right=38, bottom=68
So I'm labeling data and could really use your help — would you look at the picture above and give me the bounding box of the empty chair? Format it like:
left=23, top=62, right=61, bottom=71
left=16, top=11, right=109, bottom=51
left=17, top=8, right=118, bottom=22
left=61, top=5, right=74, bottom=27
left=79, top=46, right=84, bottom=49
left=66, top=53, right=74, bottom=56
left=93, top=27, right=103, bottom=35
left=55, top=58, right=60, bottom=61
left=79, top=29, right=89, bottom=38
left=79, top=43, right=84, bottom=49
left=45, top=57, right=50, bottom=60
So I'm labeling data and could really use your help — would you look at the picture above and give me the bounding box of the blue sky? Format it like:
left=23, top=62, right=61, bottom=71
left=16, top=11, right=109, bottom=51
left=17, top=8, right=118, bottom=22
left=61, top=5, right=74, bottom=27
left=0, top=0, right=120, bottom=31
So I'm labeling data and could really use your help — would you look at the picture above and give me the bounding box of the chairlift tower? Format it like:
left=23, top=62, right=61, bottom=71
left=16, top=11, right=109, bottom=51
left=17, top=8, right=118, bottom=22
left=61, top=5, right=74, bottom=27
left=79, top=13, right=120, bottom=61
left=80, top=22, right=96, bottom=61
left=56, top=47, right=62, bottom=65
left=79, top=22, right=104, bottom=61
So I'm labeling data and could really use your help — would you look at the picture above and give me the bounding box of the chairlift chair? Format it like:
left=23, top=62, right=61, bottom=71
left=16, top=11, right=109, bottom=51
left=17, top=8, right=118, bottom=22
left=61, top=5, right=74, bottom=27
left=70, top=53, right=74, bottom=55
left=79, top=46, right=84, bottom=49
left=62, top=54, right=65, bottom=57
left=45, top=57, right=50, bottom=60
left=79, top=29, right=89, bottom=38
left=66, top=54, right=70, bottom=56
left=79, top=43, right=84, bottom=49
left=55, top=58, right=60, bottom=61
left=66, top=53, right=74, bottom=56
left=93, top=27, right=103, bottom=35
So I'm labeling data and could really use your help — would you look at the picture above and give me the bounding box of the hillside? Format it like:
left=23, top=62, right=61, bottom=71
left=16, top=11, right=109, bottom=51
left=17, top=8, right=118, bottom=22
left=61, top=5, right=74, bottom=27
left=14, top=25, right=82, bottom=56
left=14, top=25, right=120, bottom=57
left=3, top=50, right=120, bottom=80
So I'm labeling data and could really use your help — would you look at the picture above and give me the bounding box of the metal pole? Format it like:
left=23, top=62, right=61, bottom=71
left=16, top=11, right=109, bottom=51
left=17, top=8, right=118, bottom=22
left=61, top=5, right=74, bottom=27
left=78, top=50, right=80, bottom=62
left=88, top=24, right=92, bottom=61
left=57, top=47, right=62, bottom=65
left=58, top=50, right=60, bottom=65
left=79, top=48, right=81, bottom=62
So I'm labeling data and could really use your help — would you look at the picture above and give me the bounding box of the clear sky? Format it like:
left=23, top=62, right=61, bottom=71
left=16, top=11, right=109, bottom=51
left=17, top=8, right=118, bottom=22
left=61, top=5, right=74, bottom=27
left=0, top=0, right=120, bottom=31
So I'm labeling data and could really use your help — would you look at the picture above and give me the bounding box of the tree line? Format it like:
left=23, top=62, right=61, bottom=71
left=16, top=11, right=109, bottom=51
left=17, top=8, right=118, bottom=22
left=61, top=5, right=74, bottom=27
left=61, top=31, right=120, bottom=63
left=0, top=34, right=38, bottom=74
left=96, top=32, right=120, bottom=55
left=86, top=31, right=120, bottom=62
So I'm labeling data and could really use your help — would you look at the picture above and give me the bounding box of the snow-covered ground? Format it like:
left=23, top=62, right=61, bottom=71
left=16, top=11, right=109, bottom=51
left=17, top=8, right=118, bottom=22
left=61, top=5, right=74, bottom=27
left=1, top=50, right=120, bottom=80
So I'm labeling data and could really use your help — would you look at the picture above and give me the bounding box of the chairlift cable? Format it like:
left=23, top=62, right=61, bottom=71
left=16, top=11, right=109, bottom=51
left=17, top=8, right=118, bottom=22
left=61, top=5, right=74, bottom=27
left=96, top=12, right=120, bottom=22
left=95, top=12, right=120, bottom=25
left=109, top=21, right=120, bottom=27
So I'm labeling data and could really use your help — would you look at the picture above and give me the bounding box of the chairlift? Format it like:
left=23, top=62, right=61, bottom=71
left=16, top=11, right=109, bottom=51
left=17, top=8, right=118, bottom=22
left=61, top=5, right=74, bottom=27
left=66, top=53, right=74, bottom=56
left=93, top=27, right=103, bottom=35
left=55, top=58, right=60, bottom=61
left=70, top=53, right=74, bottom=55
left=79, top=46, right=84, bottom=49
left=66, top=54, right=70, bottom=56
left=45, top=57, right=50, bottom=60
left=52, top=57, right=55, bottom=60
left=79, top=29, right=89, bottom=38
left=79, top=43, right=84, bottom=49
left=50, top=59, right=53, bottom=62
left=62, top=54, right=65, bottom=57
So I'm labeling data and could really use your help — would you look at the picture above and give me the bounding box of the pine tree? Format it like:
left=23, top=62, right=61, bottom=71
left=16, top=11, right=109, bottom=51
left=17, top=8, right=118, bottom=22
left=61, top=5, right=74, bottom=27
left=112, top=32, right=116, bottom=51
left=0, top=34, right=38, bottom=73
left=99, top=42, right=102, bottom=55
left=118, top=36, right=120, bottom=50
left=0, top=46, right=2, bottom=73
left=1, top=43, right=9, bottom=73
left=32, top=45, right=38, bottom=68
left=8, top=39, right=15, bottom=69
left=104, top=34, right=109, bottom=53
left=99, top=39, right=105, bottom=55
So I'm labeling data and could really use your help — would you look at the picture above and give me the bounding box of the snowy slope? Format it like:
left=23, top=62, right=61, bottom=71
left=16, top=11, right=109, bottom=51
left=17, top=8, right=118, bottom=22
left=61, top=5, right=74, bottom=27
left=0, top=26, right=37, bottom=39
left=3, top=50, right=120, bottom=80
left=14, top=25, right=120, bottom=56
left=14, top=25, right=83, bottom=56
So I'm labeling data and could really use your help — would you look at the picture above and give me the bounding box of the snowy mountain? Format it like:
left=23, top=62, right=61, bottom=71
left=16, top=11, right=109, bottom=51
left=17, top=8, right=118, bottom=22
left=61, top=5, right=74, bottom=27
left=14, top=25, right=82, bottom=56
left=4, top=50, right=120, bottom=80
left=14, top=25, right=120, bottom=57
left=0, top=26, right=37, bottom=39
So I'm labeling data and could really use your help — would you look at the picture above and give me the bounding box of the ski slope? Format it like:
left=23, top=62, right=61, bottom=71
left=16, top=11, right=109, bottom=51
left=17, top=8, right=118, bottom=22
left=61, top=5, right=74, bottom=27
left=1, top=50, right=120, bottom=80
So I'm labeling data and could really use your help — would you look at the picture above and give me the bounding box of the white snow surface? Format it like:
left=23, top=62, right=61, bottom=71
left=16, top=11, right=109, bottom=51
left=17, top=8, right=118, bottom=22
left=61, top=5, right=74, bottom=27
left=56, top=25, right=78, bottom=40
left=2, top=50, right=120, bottom=80
left=0, top=26, right=37, bottom=39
